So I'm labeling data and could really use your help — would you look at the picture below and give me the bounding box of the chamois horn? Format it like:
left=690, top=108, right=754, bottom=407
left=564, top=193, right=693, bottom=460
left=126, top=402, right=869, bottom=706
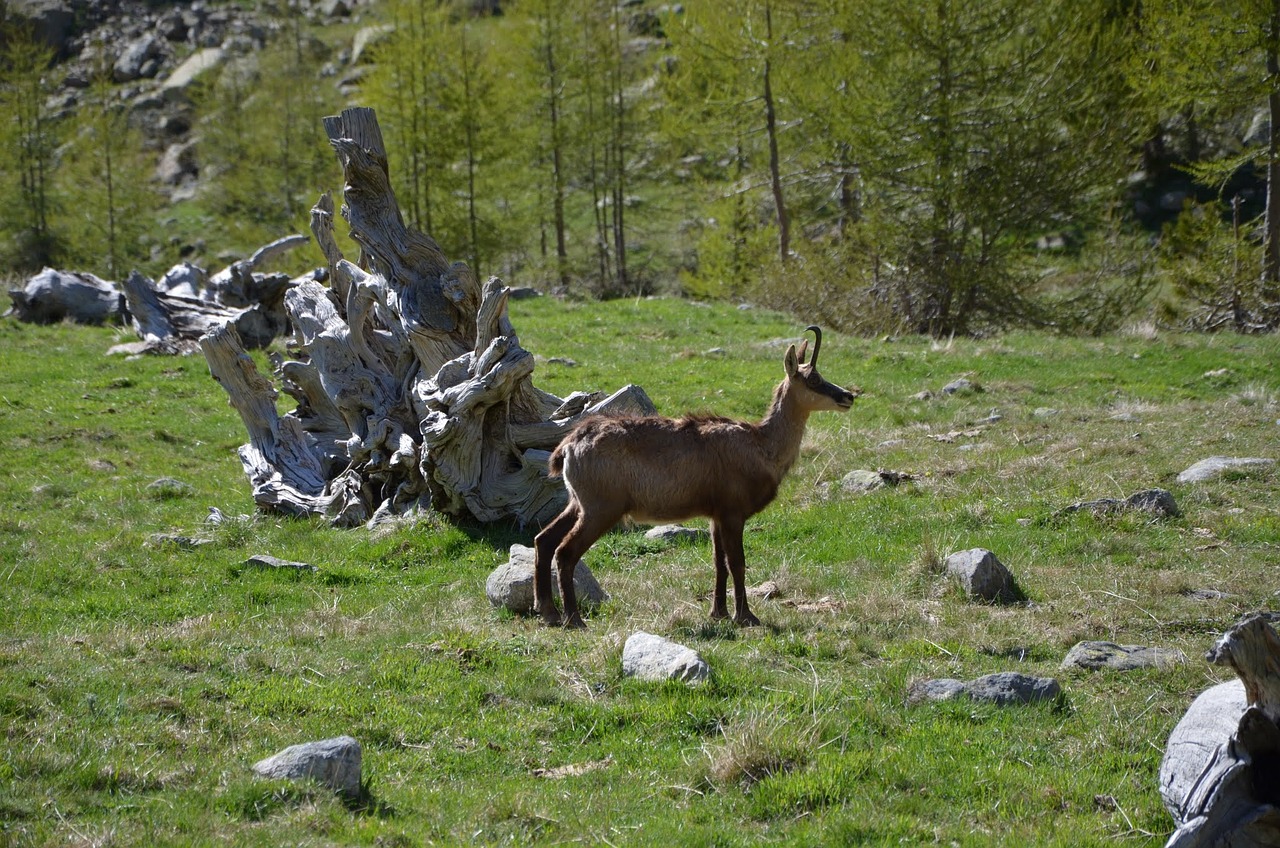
left=804, top=325, right=822, bottom=367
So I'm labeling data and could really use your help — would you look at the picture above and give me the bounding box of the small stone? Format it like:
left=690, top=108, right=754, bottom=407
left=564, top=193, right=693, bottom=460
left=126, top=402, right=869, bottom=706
left=946, top=548, right=1019, bottom=603
left=1176, top=456, right=1275, bottom=484
left=1033, top=407, right=1060, bottom=418
left=963, top=672, right=1061, bottom=706
left=1124, top=488, right=1180, bottom=518
left=147, top=477, right=194, bottom=499
left=907, top=678, right=966, bottom=704
left=942, top=378, right=978, bottom=395
left=485, top=544, right=607, bottom=615
left=644, top=524, right=708, bottom=543
left=244, top=554, right=317, bottom=573
left=839, top=469, right=885, bottom=493
left=911, top=390, right=934, bottom=402
left=252, top=736, right=362, bottom=797
left=1061, top=641, right=1185, bottom=671
left=622, top=632, right=709, bottom=684
left=746, top=580, right=780, bottom=599
left=908, top=673, right=1060, bottom=706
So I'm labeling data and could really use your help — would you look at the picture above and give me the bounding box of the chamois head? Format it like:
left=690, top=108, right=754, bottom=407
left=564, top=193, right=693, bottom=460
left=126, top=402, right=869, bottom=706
left=783, top=326, right=858, bottom=413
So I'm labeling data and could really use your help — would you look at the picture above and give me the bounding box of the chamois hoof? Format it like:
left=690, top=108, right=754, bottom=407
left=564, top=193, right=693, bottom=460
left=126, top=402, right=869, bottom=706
left=734, top=611, right=762, bottom=627
left=564, top=613, right=588, bottom=630
left=539, top=610, right=563, bottom=627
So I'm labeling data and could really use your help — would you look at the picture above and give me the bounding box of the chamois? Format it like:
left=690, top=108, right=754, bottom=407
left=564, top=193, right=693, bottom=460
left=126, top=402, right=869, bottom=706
left=533, top=326, right=858, bottom=628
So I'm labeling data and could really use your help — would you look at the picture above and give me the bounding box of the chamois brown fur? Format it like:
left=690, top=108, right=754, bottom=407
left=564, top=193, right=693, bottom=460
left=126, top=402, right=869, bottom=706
left=533, top=326, right=858, bottom=628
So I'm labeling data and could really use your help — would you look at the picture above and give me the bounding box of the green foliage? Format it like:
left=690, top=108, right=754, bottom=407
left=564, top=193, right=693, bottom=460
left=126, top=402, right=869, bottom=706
left=56, top=62, right=163, bottom=279
left=1157, top=200, right=1270, bottom=330
left=0, top=21, right=59, bottom=271
left=197, top=13, right=337, bottom=253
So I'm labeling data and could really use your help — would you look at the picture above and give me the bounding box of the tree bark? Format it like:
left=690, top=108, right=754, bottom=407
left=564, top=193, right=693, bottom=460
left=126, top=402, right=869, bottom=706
left=201, top=106, right=654, bottom=528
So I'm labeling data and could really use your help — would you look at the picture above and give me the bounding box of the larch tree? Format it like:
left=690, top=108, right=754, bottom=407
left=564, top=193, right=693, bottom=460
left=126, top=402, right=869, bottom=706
left=0, top=23, right=59, bottom=271
left=1135, top=0, right=1280, bottom=329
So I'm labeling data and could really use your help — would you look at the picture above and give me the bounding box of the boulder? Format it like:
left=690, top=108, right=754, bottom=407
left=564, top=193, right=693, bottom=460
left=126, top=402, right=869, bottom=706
left=622, top=632, right=709, bottom=684
left=251, top=736, right=362, bottom=797
left=485, top=544, right=607, bottom=615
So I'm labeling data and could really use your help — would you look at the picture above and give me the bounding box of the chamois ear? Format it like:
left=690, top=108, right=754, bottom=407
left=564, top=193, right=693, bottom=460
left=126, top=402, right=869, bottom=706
left=784, top=343, right=799, bottom=378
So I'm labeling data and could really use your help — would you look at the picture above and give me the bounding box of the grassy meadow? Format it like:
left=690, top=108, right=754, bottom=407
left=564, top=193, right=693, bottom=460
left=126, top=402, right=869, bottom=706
left=1, top=293, right=1278, bottom=846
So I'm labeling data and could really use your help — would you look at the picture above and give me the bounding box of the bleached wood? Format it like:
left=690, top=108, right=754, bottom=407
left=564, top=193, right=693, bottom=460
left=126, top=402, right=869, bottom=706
left=202, top=106, right=653, bottom=527
left=1161, top=614, right=1280, bottom=848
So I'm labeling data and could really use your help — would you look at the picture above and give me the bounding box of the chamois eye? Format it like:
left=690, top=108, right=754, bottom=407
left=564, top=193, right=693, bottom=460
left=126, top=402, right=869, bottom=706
left=806, top=373, right=822, bottom=388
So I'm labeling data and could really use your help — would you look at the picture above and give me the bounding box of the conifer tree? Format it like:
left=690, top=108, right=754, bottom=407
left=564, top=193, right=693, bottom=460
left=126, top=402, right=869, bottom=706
left=0, top=23, right=59, bottom=271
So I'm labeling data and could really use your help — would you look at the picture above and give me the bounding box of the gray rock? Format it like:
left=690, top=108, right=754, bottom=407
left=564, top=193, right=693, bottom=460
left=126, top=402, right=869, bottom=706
left=942, top=378, right=978, bottom=395
left=1033, top=407, right=1060, bottom=418
left=8, top=0, right=76, bottom=51
left=964, top=672, right=1061, bottom=705
left=907, top=678, right=966, bottom=704
left=160, top=47, right=224, bottom=102
left=244, top=554, right=317, bottom=573
left=146, top=477, right=194, bottom=498
left=252, top=736, right=362, bottom=797
left=155, top=140, right=199, bottom=186
left=1159, top=680, right=1246, bottom=816
left=644, top=524, right=708, bottom=542
left=485, top=544, right=607, bottom=615
left=1058, top=488, right=1181, bottom=520
left=908, top=673, right=1060, bottom=706
left=114, top=34, right=164, bottom=83
left=840, top=469, right=886, bottom=493
left=351, top=24, right=394, bottom=65
left=1176, top=456, right=1275, bottom=484
left=1061, top=641, right=1185, bottom=671
left=1124, top=488, right=1181, bottom=518
left=622, top=632, right=709, bottom=684
left=946, top=548, right=1019, bottom=603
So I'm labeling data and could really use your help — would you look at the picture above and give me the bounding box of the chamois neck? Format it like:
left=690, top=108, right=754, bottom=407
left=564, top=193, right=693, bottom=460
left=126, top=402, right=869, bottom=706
left=758, top=380, right=811, bottom=476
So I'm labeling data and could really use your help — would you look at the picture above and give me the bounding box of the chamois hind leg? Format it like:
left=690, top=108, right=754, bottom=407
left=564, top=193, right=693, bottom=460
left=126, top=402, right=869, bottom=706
left=709, top=520, right=731, bottom=621
left=720, top=515, right=760, bottom=627
left=552, top=507, right=617, bottom=629
left=533, top=504, right=579, bottom=626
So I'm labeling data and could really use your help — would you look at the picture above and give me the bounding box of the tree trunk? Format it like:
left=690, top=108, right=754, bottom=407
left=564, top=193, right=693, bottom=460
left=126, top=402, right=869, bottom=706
left=1160, top=614, right=1280, bottom=848
left=1264, top=0, right=1280, bottom=296
left=763, top=1, right=790, bottom=264
left=200, top=107, right=654, bottom=528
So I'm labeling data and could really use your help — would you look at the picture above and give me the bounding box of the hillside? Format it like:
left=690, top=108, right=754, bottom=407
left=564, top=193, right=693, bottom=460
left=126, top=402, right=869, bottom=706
left=4, top=0, right=1278, bottom=336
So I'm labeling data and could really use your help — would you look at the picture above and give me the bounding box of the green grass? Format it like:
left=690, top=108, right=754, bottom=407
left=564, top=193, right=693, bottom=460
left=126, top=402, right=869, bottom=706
left=1, top=295, right=1278, bottom=845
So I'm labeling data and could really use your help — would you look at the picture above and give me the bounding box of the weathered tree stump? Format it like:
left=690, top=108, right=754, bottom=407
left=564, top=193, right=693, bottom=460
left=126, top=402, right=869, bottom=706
left=112, top=236, right=313, bottom=355
left=201, top=106, right=653, bottom=527
left=1160, top=614, right=1280, bottom=847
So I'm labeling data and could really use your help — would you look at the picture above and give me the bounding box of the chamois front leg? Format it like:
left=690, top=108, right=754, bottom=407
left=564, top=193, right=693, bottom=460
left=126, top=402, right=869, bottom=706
left=721, top=515, right=760, bottom=627
left=709, top=520, right=731, bottom=621
left=534, top=507, right=577, bottom=626
left=551, top=508, right=614, bottom=630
